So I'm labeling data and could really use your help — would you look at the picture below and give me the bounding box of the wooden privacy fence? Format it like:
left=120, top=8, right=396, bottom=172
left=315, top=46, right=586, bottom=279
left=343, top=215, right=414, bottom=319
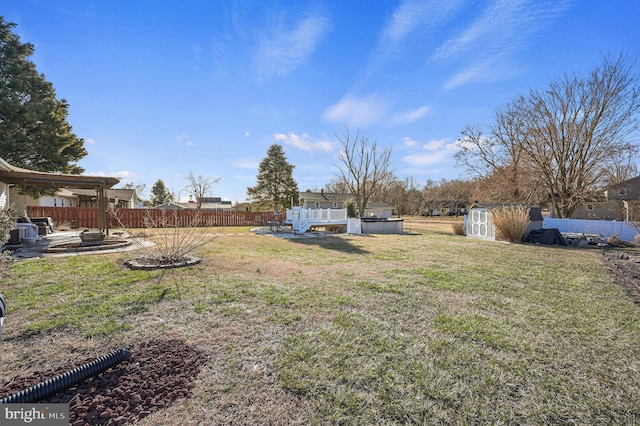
left=27, top=207, right=283, bottom=229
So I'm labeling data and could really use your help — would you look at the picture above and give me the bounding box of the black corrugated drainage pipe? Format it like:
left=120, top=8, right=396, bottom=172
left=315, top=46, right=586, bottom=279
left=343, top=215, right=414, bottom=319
left=0, top=348, right=131, bottom=404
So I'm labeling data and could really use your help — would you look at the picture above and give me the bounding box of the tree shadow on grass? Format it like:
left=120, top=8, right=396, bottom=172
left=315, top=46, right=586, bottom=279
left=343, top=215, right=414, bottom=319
left=285, top=235, right=370, bottom=255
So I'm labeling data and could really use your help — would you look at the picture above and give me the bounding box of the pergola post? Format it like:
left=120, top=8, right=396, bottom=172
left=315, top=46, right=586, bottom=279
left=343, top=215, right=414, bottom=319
left=95, top=187, right=110, bottom=234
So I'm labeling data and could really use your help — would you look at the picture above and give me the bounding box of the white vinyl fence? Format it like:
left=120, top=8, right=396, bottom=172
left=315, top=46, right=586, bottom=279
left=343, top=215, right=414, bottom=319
left=544, top=218, right=638, bottom=242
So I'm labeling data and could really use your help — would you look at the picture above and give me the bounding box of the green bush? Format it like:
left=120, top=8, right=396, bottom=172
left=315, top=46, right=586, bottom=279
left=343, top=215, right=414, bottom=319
left=490, top=205, right=530, bottom=243
left=345, top=201, right=357, bottom=218
left=0, top=206, right=17, bottom=245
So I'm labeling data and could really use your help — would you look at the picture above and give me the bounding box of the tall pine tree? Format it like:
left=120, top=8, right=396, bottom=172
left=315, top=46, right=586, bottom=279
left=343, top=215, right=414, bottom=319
left=0, top=17, right=87, bottom=196
left=149, top=180, right=173, bottom=206
left=247, top=144, right=299, bottom=212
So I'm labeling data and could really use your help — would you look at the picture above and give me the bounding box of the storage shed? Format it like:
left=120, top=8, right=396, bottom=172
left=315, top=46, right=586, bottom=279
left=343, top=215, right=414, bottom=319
left=466, top=203, right=543, bottom=241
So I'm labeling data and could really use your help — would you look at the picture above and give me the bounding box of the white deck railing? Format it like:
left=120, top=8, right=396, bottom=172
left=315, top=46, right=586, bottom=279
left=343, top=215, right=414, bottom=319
left=286, top=207, right=348, bottom=233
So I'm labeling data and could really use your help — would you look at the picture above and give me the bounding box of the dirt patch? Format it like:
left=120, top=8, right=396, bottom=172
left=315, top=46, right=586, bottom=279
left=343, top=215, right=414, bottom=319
left=0, top=339, right=206, bottom=425
left=600, top=250, right=640, bottom=306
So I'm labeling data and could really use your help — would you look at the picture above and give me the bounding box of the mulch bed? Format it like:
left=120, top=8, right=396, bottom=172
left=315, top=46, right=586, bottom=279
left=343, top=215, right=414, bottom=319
left=0, top=339, right=207, bottom=425
left=600, top=250, right=640, bottom=307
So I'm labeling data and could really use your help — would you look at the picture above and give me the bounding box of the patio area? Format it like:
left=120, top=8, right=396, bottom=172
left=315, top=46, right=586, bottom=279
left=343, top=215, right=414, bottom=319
left=3, top=230, right=152, bottom=258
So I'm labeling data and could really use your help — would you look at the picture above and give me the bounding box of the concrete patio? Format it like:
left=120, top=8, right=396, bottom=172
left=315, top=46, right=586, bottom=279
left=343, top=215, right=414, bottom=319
left=3, top=230, right=152, bottom=258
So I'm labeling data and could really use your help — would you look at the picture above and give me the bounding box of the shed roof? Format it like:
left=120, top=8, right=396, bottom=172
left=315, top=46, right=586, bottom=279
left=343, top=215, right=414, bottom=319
left=470, top=203, right=543, bottom=221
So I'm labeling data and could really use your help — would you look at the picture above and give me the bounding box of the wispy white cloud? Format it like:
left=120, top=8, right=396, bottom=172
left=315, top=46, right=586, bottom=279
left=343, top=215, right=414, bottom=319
left=391, top=106, right=430, bottom=124
left=379, top=0, right=464, bottom=56
left=442, top=60, right=495, bottom=91
left=210, top=5, right=331, bottom=81
left=401, top=139, right=458, bottom=168
left=423, top=138, right=446, bottom=151
left=402, top=137, right=419, bottom=148
left=323, top=95, right=388, bottom=128
left=245, top=131, right=251, bottom=137
left=382, top=0, right=430, bottom=45
left=274, top=132, right=333, bottom=152
left=256, top=12, right=331, bottom=80
left=432, top=0, right=573, bottom=89
left=402, top=150, right=450, bottom=167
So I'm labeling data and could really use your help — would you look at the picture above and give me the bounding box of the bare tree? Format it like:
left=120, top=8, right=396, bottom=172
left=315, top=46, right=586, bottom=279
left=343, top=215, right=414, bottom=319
left=522, top=54, right=639, bottom=217
left=381, top=176, right=424, bottom=216
left=323, top=177, right=350, bottom=194
left=184, top=171, right=220, bottom=210
left=438, top=179, right=473, bottom=216
left=422, top=179, right=442, bottom=216
left=456, top=116, right=538, bottom=204
left=457, top=54, right=640, bottom=218
left=334, top=128, right=393, bottom=218
left=600, top=150, right=638, bottom=187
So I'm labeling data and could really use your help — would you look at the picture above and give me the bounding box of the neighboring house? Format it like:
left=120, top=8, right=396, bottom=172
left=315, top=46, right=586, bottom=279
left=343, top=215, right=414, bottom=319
left=605, top=176, right=640, bottom=201
left=300, top=191, right=349, bottom=209
left=366, top=202, right=393, bottom=219
left=154, top=197, right=233, bottom=210
left=68, top=188, right=143, bottom=209
left=566, top=176, right=640, bottom=221
left=10, top=188, right=79, bottom=209
left=199, top=197, right=233, bottom=210
left=39, top=188, right=78, bottom=207
left=298, top=191, right=393, bottom=217
left=8, top=187, right=143, bottom=210
left=233, top=201, right=253, bottom=211
left=154, top=202, right=185, bottom=210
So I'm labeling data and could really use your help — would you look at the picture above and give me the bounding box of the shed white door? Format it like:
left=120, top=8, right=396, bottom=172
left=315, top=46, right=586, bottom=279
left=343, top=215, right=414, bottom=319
left=471, top=209, right=489, bottom=238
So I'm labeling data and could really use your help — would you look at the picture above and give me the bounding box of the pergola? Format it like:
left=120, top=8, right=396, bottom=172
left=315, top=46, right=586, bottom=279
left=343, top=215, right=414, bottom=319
left=0, top=158, right=120, bottom=232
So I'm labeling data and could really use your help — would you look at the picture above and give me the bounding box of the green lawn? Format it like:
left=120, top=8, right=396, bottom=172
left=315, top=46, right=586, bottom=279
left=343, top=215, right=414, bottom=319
left=1, top=219, right=639, bottom=424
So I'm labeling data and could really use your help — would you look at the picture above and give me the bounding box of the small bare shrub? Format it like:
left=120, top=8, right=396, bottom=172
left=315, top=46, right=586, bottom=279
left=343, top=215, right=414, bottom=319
left=452, top=222, right=465, bottom=236
left=111, top=209, right=216, bottom=264
left=490, top=205, right=530, bottom=243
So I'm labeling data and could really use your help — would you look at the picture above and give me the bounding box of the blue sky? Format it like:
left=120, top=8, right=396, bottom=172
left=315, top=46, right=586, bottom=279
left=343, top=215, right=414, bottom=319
left=3, top=1, right=639, bottom=202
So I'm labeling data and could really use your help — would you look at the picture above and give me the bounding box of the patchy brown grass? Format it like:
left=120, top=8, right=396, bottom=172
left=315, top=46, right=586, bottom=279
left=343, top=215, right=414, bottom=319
left=1, top=218, right=640, bottom=424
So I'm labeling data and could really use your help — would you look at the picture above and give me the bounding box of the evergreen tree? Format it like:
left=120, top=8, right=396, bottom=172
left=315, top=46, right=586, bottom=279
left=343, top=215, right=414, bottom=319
left=247, top=144, right=299, bottom=211
left=149, top=179, right=173, bottom=206
left=0, top=18, right=87, bottom=196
